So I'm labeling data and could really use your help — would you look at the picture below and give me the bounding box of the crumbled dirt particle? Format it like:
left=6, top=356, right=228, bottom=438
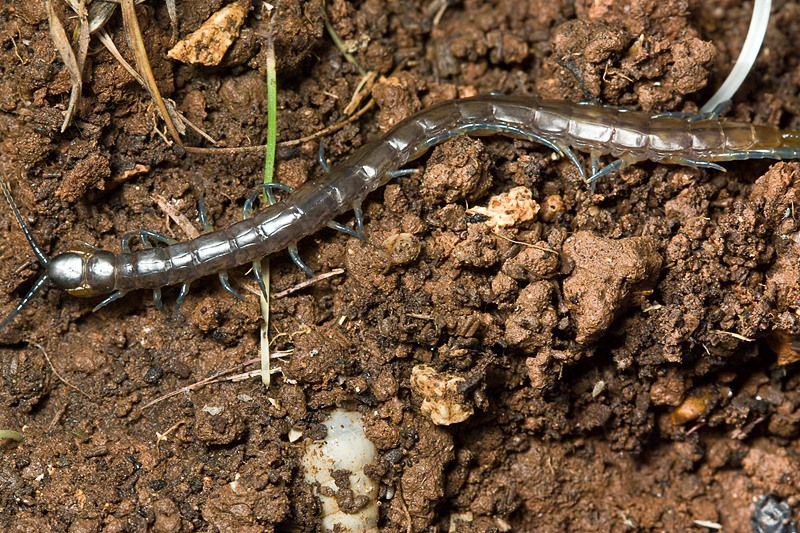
left=56, top=153, right=110, bottom=202
left=152, top=497, right=182, bottom=533
left=421, top=137, right=492, bottom=204
left=371, top=73, right=422, bottom=132
left=501, top=244, right=559, bottom=282
left=194, top=403, right=246, bottom=445
left=504, top=281, right=557, bottom=350
left=562, top=231, right=662, bottom=343
left=451, top=223, right=500, bottom=269
left=649, top=367, right=687, bottom=407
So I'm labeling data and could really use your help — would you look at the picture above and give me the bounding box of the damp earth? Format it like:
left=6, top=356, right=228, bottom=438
left=1, top=0, right=800, bottom=531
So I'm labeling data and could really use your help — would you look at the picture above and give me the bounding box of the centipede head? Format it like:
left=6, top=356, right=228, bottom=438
left=0, top=183, right=122, bottom=330
left=0, top=181, right=54, bottom=330
left=48, top=250, right=116, bottom=297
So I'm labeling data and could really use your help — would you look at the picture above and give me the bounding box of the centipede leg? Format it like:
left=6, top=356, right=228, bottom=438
left=494, top=124, right=587, bottom=181
left=352, top=200, right=365, bottom=239
left=660, top=157, right=726, bottom=172
left=94, top=290, right=129, bottom=312
left=588, top=153, right=642, bottom=185
left=590, top=151, right=601, bottom=177
left=252, top=258, right=268, bottom=300
left=173, top=283, right=190, bottom=309
left=218, top=271, right=244, bottom=300
left=198, top=197, right=213, bottom=233
left=120, top=230, right=176, bottom=310
left=243, top=183, right=295, bottom=218
left=288, top=242, right=314, bottom=277
left=195, top=198, right=245, bottom=302
left=386, top=169, right=416, bottom=179
left=318, top=141, right=366, bottom=238
left=244, top=183, right=316, bottom=281
left=551, top=140, right=586, bottom=180
left=318, top=141, right=331, bottom=173
left=326, top=220, right=363, bottom=239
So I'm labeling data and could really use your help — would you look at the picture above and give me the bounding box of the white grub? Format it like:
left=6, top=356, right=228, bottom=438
left=410, top=365, right=474, bottom=425
left=466, top=186, right=539, bottom=229
left=301, top=409, right=379, bottom=532
left=167, top=3, right=247, bottom=66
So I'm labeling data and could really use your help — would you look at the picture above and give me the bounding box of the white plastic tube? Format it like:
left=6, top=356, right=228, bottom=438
left=701, top=0, right=772, bottom=113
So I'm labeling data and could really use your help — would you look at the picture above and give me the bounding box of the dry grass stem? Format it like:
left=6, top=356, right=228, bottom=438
left=44, top=0, right=82, bottom=132
left=141, top=352, right=290, bottom=410
left=120, top=0, right=184, bottom=146
left=152, top=194, right=200, bottom=239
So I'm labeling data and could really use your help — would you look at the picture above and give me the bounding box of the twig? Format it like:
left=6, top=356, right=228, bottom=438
left=152, top=194, right=200, bottom=239
left=119, top=0, right=184, bottom=146
left=710, top=329, right=755, bottom=342
left=321, top=0, right=366, bottom=75
left=44, top=0, right=82, bottom=132
left=183, top=99, right=376, bottom=155
left=270, top=269, right=345, bottom=299
left=140, top=352, right=290, bottom=410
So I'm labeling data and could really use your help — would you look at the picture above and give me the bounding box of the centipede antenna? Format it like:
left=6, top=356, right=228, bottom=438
left=0, top=181, right=54, bottom=330
left=0, top=272, right=50, bottom=330
left=1, top=181, right=50, bottom=267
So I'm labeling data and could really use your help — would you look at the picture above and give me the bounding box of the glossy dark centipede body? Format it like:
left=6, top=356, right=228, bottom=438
left=2, top=95, right=800, bottom=325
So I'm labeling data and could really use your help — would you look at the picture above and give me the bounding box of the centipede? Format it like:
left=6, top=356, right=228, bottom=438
left=2, top=94, right=800, bottom=329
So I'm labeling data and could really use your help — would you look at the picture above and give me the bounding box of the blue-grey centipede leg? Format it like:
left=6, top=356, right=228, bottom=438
left=352, top=200, right=365, bottom=239
left=139, top=230, right=176, bottom=247
left=503, top=125, right=587, bottom=182
left=151, top=288, right=164, bottom=310
left=663, top=157, right=726, bottom=172
left=318, top=141, right=331, bottom=173
left=288, top=242, right=314, bottom=277
left=590, top=151, right=601, bottom=177
left=175, top=282, right=191, bottom=310
left=93, top=290, right=129, bottom=312
left=551, top=141, right=587, bottom=181
left=195, top=199, right=243, bottom=303
left=588, top=157, right=632, bottom=186
left=77, top=240, right=102, bottom=251
left=386, top=169, right=416, bottom=179
left=252, top=258, right=268, bottom=300
left=243, top=190, right=260, bottom=219
left=218, top=271, right=245, bottom=301
left=243, top=183, right=294, bottom=218
left=198, top=197, right=213, bottom=233
left=326, top=220, right=363, bottom=239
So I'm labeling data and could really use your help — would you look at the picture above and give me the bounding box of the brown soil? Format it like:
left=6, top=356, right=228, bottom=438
left=1, top=0, right=800, bottom=531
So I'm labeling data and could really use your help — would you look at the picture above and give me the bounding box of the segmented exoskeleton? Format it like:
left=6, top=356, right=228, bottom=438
left=2, top=95, right=800, bottom=328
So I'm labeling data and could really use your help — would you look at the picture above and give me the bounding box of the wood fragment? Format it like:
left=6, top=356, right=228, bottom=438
left=167, top=3, right=247, bottom=66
